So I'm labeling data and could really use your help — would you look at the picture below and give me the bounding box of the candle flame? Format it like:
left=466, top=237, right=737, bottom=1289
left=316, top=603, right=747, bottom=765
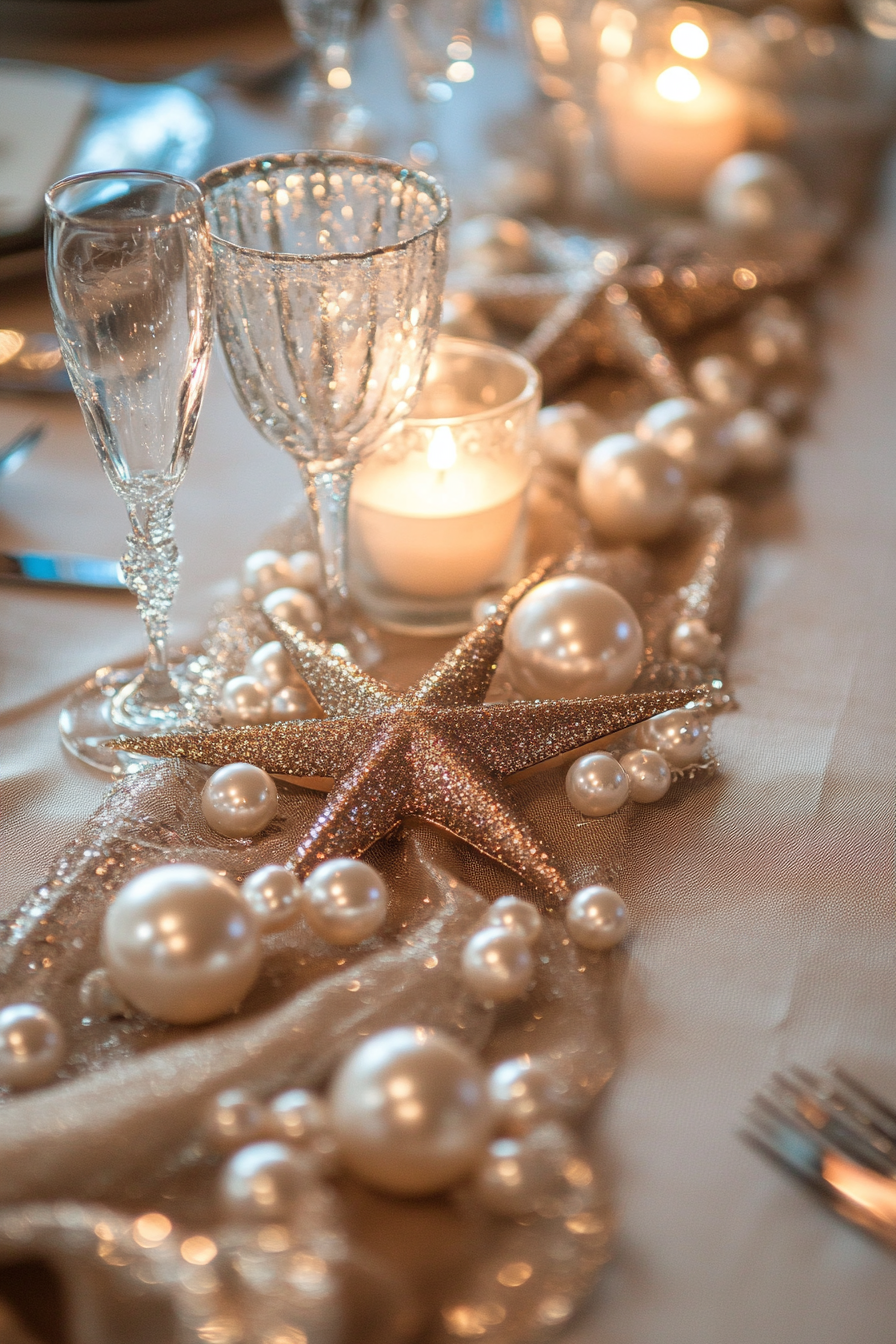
left=655, top=65, right=701, bottom=102
left=427, top=425, right=458, bottom=472
left=670, top=21, right=709, bottom=58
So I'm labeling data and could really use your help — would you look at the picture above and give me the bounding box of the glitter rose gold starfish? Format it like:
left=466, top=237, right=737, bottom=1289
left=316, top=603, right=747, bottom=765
left=124, top=563, right=691, bottom=904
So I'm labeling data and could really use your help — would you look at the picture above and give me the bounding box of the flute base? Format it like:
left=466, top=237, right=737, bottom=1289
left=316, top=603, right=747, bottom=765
left=58, top=658, right=195, bottom=775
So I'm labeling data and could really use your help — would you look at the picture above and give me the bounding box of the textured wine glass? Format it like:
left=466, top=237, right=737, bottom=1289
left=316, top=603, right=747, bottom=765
left=200, top=151, right=450, bottom=655
left=45, top=170, right=214, bottom=771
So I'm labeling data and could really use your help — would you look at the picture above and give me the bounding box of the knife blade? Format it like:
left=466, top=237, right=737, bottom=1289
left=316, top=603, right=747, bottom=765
left=0, top=551, right=130, bottom=592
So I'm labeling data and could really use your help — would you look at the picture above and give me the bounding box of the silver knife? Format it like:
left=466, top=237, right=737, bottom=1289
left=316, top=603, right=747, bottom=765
left=0, top=551, right=130, bottom=592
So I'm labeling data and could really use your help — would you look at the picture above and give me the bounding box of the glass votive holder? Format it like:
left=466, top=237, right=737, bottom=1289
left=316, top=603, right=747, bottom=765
left=349, top=335, right=541, bottom=635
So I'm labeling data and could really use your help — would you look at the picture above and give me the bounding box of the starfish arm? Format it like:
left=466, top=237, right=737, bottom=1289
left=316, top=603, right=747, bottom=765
left=407, top=730, right=569, bottom=903
left=290, top=727, right=409, bottom=877
left=406, top=558, right=558, bottom=709
left=263, top=609, right=396, bottom=717
left=115, top=718, right=365, bottom=779
left=445, top=688, right=694, bottom=775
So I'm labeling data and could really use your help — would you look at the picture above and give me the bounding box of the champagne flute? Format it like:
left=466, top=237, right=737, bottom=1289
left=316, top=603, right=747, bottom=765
left=46, top=170, right=214, bottom=772
left=200, top=151, right=449, bottom=661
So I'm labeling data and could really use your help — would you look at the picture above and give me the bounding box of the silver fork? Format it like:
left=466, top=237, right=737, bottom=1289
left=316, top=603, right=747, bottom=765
left=743, top=1064, right=896, bottom=1249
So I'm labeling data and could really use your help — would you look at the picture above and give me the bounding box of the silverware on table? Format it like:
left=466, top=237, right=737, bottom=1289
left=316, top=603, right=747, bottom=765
left=0, top=423, right=44, bottom=476
left=743, top=1064, right=896, bottom=1249
left=0, top=550, right=129, bottom=592
left=0, top=332, right=70, bottom=393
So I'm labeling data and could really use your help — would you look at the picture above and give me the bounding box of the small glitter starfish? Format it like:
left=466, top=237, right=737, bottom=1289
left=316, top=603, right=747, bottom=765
left=123, top=563, right=691, bottom=904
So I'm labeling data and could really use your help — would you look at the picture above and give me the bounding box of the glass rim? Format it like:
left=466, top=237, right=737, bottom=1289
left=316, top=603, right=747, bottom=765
left=198, top=150, right=451, bottom=263
left=406, top=335, right=541, bottom=427
left=45, top=169, right=205, bottom=227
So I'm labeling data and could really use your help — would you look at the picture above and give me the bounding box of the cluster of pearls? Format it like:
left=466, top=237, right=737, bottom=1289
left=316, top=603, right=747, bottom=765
left=460, top=895, right=542, bottom=1006
left=220, top=640, right=320, bottom=729
left=564, top=707, right=710, bottom=820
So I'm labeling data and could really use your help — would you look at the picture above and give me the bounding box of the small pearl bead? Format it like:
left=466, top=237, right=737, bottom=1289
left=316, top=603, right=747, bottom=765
left=261, top=587, right=322, bottom=634
left=270, top=1089, right=339, bottom=1169
left=244, top=640, right=297, bottom=693
left=461, top=927, right=533, bottom=1005
left=201, top=763, right=279, bottom=839
left=481, top=895, right=542, bottom=946
left=719, top=407, right=785, bottom=474
left=288, top=550, right=322, bottom=592
left=636, top=396, right=732, bottom=487
left=78, top=967, right=132, bottom=1020
left=220, top=1141, right=319, bottom=1221
left=241, top=865, right=303, bottom=932
left=565, top=752, right=630, bottom=817
left=0, top=1004, right=64, bottom=1091
left=204, top=1088, right=275, bottom=1152
left=329, top=1026, right=492, bottom=1196
left=103, top=863, right=262, bottom=1024
left=637, top=707, right=710, bottom=767
left=270, top=683, right=319, bottom=722
left=302, top=858, right=389, bottom=946
left=488, top=1056, right=568, bottom=1135
left=668, top=618, right=720, bottom=667
left=690, top=354, right=753, bottom=411
left=619, top=749, right=671, bottom=804
left=220, top=676, right=272, bottom=727
left=243, top=550, right=293, bottom=599
left=472, top=1122, right=577, bottom=1218
left=578, top=434, right=689, bottom=544
left=565, top=886, right=629, bottom=950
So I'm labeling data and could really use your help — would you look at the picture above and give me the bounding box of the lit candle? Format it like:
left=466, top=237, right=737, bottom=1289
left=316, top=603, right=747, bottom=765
left=349, top=336, right=540, bottom=633
left=604, top=62, right=748, bottom=203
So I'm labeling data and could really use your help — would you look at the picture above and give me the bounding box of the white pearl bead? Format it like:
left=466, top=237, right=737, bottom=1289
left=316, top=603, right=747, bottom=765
left=565, top=752, right=630, bottom=817
left=481, top=895, right=542, bottom=946
left=220, top=676, right=272, bottom=727
left=329, top=1026, right=492, bottom=1195
left=103, top=864, right=262, bottom=1025
left=743, top=296, right=809, bottom=368
left=243, top=550, right=294, bottom=600
left=201, top=763, right=279, bottom=839
left=461, top=926, right=533, bottom=1005
left=637, top=707, right=710, bottom=766
left=220, top=1141, right=319, bottom=1221
left=261, top=586, right=322, bottom=635
left=535, top=402, right=608, bottom=473
left=288, top=550, right=322, bottom=592
left=472, top=1123, right=577, bottom=1217
left=619, top=748, right=671, bottom=803
left=244, top=641, right=297, bottom=693
left=690, top=354, right=753, bottom=411
left=504, top=575, right=643, bottom=699
left=565, top=886, right=629, bottom=950
left=271, top=683, right=319, bottom=722
left=302, top=858, right=389, bottom=946
left=636, top=397, right=731, bottom=487
left=668, top=618, right=721, bottom=667
left=241, top=865, right=303, bottom=932
left=78, top=967, right=132, bottom=1020
left=704, top=152, right=809, bottom=231
left=488, top=1056, right=568, bottom=1135
left=204, top=1088, right=275, bottom=1152
left=0, top=1004, right=64, bottom=1091
left=577, top=433, right=688, bottom=543
left=270, top=1089, right=339, bottom=1169
left=718, top=407, right=785, bottom=474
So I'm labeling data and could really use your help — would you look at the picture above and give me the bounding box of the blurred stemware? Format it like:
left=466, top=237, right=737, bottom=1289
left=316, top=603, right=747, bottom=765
left=45, top=170, right=214, bottom=772
left=200, top=151, right=450, bottom=660
left=281, top=0, right=374, bottom=149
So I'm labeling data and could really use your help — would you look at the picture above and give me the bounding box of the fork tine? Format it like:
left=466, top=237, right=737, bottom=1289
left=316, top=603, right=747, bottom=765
left=831, top=1067, right=896, bottom=1142
left=765, top=1066, right=896, bottom=1175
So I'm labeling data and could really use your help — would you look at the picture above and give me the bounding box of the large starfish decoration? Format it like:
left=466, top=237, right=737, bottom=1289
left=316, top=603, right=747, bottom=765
left=122, top=563, right=691, bottom=905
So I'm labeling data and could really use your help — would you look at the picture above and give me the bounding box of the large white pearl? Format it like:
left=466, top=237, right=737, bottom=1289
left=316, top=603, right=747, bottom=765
left=636, top=397, right=731, bottom=487
left=302, top=858, right=389, bottom=946
left=668, top=618, right=721, bottom=667
left=461, top=926, right=533, bottom=1005
left=102, top=864, right=262, bottom=1024
left=288, top=550, right=322, bottom=593
left=690, top=354, right=753, bottom=411
left=261, top=586, right=322, bottom=634
left=204, top=1088, right=275, bottom=1152
left=329, top=1026, right=492, bottom=1196
left=244, top=640, right=297, bottom=693
left=0, top=1003, right=64, bottom=1091
left=577, top=433, right=688, bottom=543
left=481, top=895, right=542, bottom=946
left=243, top=549, right=294, bottom=600
left=220, top=676, right=272, bottom=728
left=535, top=402, right=609, bottom=473
left=565, top=752, right=630, bottom=817
left=637, top=707, right=710, bottom=766
left=488, top=1056, right=568, bottom=1135
left=201, top=763, right=279, bottom=839
left=220, top=1141, right=319, bottom=1221
left=619, top=748, right=671, bottom=803
left=270, top=1089, right=339, bottom=1169
left=241, top=865, right=304, bottom=932
left=704, top=152, right=810, bottom=231
left=718, top=407, right=785, bottom=473
left=565, top=886, right=629, bottom=950
left=504, top=575, right=643, bottom=699
left=271, top=683, right=319, bottom=722
left=472, top=1123, right=576, bottom=1217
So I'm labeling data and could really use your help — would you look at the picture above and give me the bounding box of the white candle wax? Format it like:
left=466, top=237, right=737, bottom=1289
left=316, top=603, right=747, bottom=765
left=350, top=429, right=526, bottom=600
left=605, top=64, right=748, bottom=203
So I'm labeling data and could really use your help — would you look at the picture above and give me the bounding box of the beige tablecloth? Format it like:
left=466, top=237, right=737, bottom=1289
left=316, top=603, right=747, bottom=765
left=1, top=25, right=895, bottom=1342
